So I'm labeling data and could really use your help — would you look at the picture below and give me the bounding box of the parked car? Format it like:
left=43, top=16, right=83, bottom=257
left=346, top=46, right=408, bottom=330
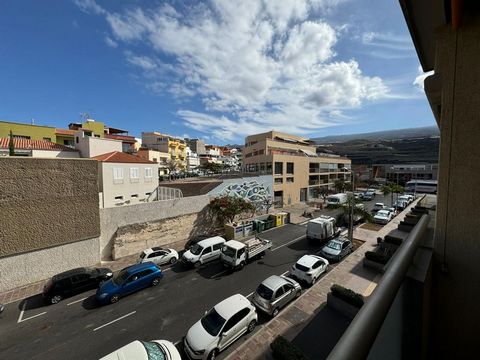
left=374, top=209, right=393, bottom=224
left=372, top=202, right=386, bottom=213
left=252, top=275, right=301, bottom=317
left=353, top=192, right=364, bottom=200
left=291, top=255, right=329, bottom=286
left=43, top=267, right=113, bottom=305
left=184, top=294, right=257, bottom=360
left=181, top=236, right=226, bottom=267
left=100, top=340, right=181, bottom=360
left=96, top=262, right=163, bottom=305
left=139, top=247, right=179, bottom=266
left=393, top=200, right=408, bottom=210
left=320, top=236, right=353, bottom=262
left=0, top=304, right=4, bottom=314
left=362, top=190, right=376, bottom=201
left=398, top=195, right=414, bottom=204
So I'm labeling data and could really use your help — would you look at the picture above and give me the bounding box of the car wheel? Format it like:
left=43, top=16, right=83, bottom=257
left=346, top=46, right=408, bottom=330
left=169, top=257, right=177, bottom=265
left=238, top=261, right=246, bottom=270
left=310, top=277, right=317, bottom=287
left=50, top=295, right=62, bottom=304
left=272, top=308, right=279, bottom=317
left=194, top=261, right=201, bottom=269
left=110, top=294, right=120, bottom=304
left=247, top=319, right=257, bottom=333
left=152, top=277, right=161, bottom=286
left=207, top=349, right=219, bottom=360
left=295, top=289, right=302, bottom=298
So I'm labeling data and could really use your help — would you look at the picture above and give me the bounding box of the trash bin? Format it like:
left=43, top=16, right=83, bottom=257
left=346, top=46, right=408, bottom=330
left=273, top=213, right=284, bottom=227
left=243, top=221, right=254, bottom=236
left=224, top=223, right=244, bottom=240
left=265, top=217, right=275, bottom=230
left=279, top=212, right=289, bottom=224
left=253, top=219, right=265, bottom=233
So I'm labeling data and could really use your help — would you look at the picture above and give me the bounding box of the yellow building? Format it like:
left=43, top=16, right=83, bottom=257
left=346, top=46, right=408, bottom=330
left=141, top=132, right=187, bottom=171
left=243, top=131, right=351, bottom=205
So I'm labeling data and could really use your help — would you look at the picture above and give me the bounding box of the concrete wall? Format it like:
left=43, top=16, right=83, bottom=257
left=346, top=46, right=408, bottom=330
left=430, top=14, right=480, bottom=358
left=99, top=162, right=159, bottom=208
left=32, top=149, right=80, bottom=158
left=99, top=195, right=211, bottom=260
left=0, top=157, right=100, bottom=257
left=0, top=237, right=99, bottom=292
left=75, top=132, right=122, bottom=158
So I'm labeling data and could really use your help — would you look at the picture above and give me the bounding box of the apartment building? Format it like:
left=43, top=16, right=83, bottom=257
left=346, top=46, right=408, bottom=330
left=243, top=131, right=351, bottom=205
left=93, top=151, right=159, bottom=208
left=137, top=148, right=170, bottom=175
left=185, top=138, right=206, bottom=155
left=186, top=147, right=200, bottom=172
left=372, top=163, right=438, bottom=185
left=0, top=138, right=80, bottom=158
left=142, top=132, right=187, bottom=170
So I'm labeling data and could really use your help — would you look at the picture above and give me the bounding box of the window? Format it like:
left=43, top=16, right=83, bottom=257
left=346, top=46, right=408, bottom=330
left=131, top=194, right=138, bottom=199
left=275, top=178, right=283, bottom=184
left=113, top=167, right=124, bottom=183
left=145, top=167, right=153, bottom=178
left=286, top=162, right=294, bottom=174
left=202, top=246, right=212, bottom=255
left=13, top=134, right=30, bottom=139
left=84, top=131, right=92, bottom=137
left=130, top=167, right=139, bottom=182
left=274, top=162, right=283, bottom=175
left=266, top=162, right=272, bottom=172
left=72, top=274, right=90, bottom=283
left=312, top=261, right=321, bottom=269
left=75, top=137, right=79, bottom=144
left=286, top=177, right=294, bottom=183
left=94, top=134, right=100, bottom=138
left=43, top=137, right=51, bottom=142
left=213, top=243, right=223, bottom=251
left=114, top=196, right=124, bottom=204
left=274, top=286, right=285, bottom=299
left=283, top=284, right=294, bottom=293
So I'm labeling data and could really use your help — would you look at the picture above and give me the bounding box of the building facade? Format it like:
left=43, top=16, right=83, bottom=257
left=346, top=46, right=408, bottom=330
left=185, top=138, right=206, bottom=155
left=372, top=163, right=438, bottom=185
left=74, top=130, right=123, bottom=158
left=0, top=138, right=80, bottom=158
left=93, top=151, right=159, bottom=208
left=137, top=148, right=170, bottom=175
left=243, top=131, right=351, bottom=205
left=186, top=147, right=200, bottom=172
left=142, top=132, right=187, bottom=171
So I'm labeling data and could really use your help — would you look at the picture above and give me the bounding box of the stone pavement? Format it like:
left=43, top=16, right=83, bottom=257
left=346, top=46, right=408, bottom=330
left=225, top=198, right=422, bottom=360
left=0, top=254, right=139, bottom=305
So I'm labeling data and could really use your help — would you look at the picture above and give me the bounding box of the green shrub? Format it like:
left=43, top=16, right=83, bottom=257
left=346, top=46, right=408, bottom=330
left=330, top=284, right=364, bottom=308
left=270, top=336, right=309, bottom=360
left=365, top=250, right=388, bottom=264
left=384, top=235, right=403, bottom=246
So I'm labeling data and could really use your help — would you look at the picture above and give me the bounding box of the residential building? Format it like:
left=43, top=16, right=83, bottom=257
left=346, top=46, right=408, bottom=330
left=74, top=130, right=123, bottom=158
left=185, top=138, right=206, bottom=155
left=0, top=138, right=80, bottom=158
left=243, top=131, right=351, bottom=205
left=186, top=147, right=200, bottom=172
left=205, top=144, right=222, bottom=156
left=372, top=163, right=438, bottom=185
left=142, top=132, right=187, bottom=171
left=137, top=148, right=170, bottom=175
left=93, top=151, right=159, bottom=208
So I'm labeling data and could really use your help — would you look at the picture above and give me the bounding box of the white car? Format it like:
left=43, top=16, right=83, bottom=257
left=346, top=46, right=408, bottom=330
left=184, top=294, right=257, bottom=360
left=398, top=195, right=413, bottom=204
left=139, top=247, right=179, bottom=266
left=374, top=209, right=393, bottom=224
left=291, top=255, right=329, bottom=286
left=372, top=203, right=386, bottom=212
left=100, top=340, right=181, bottom=360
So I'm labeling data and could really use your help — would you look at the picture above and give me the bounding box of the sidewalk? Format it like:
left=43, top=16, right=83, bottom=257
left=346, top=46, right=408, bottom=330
left=225, top=199, right=420, bottom=360
left=0, top=254, right=138, bottom=305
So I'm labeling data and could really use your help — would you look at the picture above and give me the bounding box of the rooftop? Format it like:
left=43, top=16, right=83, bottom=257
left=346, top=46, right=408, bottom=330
left=92, top=151, right=156, bottom=164
left=0, top=138, right=77, bottom=152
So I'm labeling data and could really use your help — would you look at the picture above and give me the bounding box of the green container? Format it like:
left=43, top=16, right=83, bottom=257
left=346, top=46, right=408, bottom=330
left=264, top=218, right=275, bottom=230
left=254, top=220, right=265, bottom=233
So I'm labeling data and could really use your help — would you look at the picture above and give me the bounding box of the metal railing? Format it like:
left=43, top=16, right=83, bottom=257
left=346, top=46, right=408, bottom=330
left=147, top=186, right=183, bottom=202
left=327, top=212, right=430, bottom=360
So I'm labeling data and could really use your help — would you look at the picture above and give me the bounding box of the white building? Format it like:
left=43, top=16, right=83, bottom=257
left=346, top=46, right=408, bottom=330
left=186, top=146, right=200, bottom=172
left=93, top=151, right=159, bottom=208
left=137, top=148, right=170, bottom=175
left=74, top=130, right=123, bottom=158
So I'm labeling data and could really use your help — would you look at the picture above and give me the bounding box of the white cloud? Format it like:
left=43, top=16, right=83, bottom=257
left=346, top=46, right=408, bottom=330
left=104, top=36, right=118, bottom=48
left=361, top=31, right=415, bottom=59
left=76, top=0, right=392, bottom=141
left=413, top=66, right=434, bottom=90
left=73, top=0, right=105, bottom=15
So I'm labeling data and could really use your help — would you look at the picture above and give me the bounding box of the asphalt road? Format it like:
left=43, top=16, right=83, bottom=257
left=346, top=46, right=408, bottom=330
left=0, top=223, right=324, bottom=360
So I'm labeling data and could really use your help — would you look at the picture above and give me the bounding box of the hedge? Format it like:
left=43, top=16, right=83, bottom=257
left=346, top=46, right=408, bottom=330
left=365, top=250, right=389, bottom=264
left=330, top=284, right=364, bottom=308
left=270, top=336, right=309, bottom=360
left=384, top=235, right=403, bottom=246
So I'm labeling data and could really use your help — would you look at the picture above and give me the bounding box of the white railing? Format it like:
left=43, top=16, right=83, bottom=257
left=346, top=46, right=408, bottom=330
left=147, top=186, right=183, bottom=202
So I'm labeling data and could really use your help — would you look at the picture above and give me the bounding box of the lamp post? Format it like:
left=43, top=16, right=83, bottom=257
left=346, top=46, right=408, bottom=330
left=391, top=166, right=399, bottom=211
left=342, top=167, right=354, bottom=242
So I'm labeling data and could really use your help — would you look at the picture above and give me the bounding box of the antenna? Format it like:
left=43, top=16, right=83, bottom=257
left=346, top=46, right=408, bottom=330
left=79, top=112, right=91, bottom=121
left=31, top=118, right=35, bottom=125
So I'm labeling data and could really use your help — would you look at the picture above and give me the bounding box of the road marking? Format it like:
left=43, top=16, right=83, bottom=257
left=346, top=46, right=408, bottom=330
left=93, top=311, right=136, bottom=332
left=17, top=301, right=47, bottom=323
left=211, top=269, right=229, bottom=279
left=66, top=297, right=87, bottom=306
left=246, top=292, right=254, bottom=299
left=271, top=235, right=305, bottom=252
left=299, top=220, right=309, bottom=225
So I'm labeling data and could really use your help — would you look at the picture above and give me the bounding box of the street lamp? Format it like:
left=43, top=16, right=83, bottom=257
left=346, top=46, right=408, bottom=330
left=341, top=167, right=354, bottom=242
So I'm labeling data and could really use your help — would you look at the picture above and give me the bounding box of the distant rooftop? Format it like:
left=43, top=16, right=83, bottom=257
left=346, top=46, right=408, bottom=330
left=92, top=151, right=156, bottom=164
left=0, top=138, right=77, bottom=152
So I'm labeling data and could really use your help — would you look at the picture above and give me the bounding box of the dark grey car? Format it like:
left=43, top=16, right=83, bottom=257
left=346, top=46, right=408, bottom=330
left=252, top=275, right=301, bottom=317
left=320, top=236, right=353, bottom=262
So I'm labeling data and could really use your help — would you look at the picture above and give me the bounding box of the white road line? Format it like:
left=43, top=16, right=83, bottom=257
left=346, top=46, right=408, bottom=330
left=66, top=297, right=87, bottom=306
left=271, top=235, right=305, bottom=252
left=17, top=301, right=47, bottom=323
left=281, top=270, right=289, bottom=276
left=93, top=311, right=136, bottom=332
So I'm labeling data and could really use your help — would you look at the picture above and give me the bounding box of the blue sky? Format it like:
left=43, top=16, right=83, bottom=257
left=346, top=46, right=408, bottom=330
left=0, top=0, right=435, bottom=144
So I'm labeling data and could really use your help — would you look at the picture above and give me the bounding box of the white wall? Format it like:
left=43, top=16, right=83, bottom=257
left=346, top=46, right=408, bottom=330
left=99, top=161, right=159, bottom=208
left=32, top=149, right=80, bottom=158
left=75, top=131, right=122, bottom=158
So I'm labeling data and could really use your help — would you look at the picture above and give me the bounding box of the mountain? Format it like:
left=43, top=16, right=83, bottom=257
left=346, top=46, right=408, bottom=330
left=312, top=126, right=439, bottom=144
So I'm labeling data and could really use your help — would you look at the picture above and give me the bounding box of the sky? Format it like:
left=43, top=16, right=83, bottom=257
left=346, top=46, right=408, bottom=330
left=0, top=0, right=436, bottom=144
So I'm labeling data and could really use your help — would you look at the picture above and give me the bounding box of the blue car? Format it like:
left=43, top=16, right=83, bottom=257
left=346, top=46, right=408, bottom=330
left=96, top=262, right=163, bottom=305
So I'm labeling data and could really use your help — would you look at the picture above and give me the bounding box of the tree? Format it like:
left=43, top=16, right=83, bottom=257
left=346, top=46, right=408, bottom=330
left=329, top=194, right=373, bottom=240
left=261, top=197, right=274, bottom=214
left=166, top=159, right=181, bottom=173
left=208, top=196, right=256, bottom=223
left=8, top=130, right=14, bottom=156
left=380, top=183, right=405, bottom=207
left=334, top=179, right=349, bottom=193
left=200, top=162, right=223, bottom=174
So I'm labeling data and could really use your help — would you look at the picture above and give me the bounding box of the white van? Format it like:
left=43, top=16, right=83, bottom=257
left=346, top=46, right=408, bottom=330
left=181, top=236, right=226, bottom=267
left=306, top=215, right=338, bottom=241
left=326, top=193, right=348, bottom=207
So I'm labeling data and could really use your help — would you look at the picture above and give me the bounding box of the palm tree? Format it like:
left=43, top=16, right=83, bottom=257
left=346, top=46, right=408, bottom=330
left=8, top=130, right=15, bottom=156
left=329, top=194, right=373, bottom=241
left=380, top=183, right=405, bottom=207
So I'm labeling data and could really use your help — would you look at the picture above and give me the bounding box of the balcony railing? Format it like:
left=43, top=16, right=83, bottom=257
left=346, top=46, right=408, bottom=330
left=327, top=211, right=430, bottom=360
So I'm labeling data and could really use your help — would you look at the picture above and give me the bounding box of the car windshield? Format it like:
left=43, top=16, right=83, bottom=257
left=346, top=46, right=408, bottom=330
left=141, top=341, right=166, bottom=360
left=190, top=244, right=204, bottom=255
left=327, top=241, right=342, bottom=250
left=201, top=308, right=226, bottom=337
left=112, top=269, right=129, bottom=285
left=377, top=210, right=389, bottom=216
left=327, top=197, right=339, bottom=203
left=222, top=245, right=236, bottom=257
left=256, top=283, right=274, bottom=300
left=295, top=263, right=310, bottom=272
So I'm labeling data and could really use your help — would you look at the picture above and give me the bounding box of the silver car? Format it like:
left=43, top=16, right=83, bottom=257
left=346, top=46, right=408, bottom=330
left=252, top=275, right=301, bottom=317
left=320, top=236, right=353, bottom=262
